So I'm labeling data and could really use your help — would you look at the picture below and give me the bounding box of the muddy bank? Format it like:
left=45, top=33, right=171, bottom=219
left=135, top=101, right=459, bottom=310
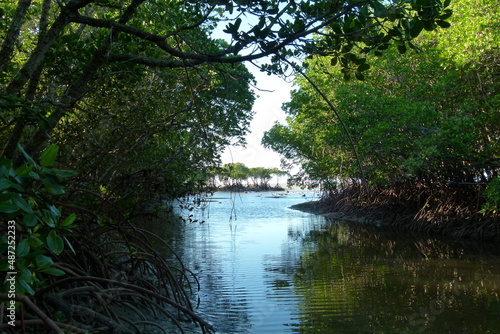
left=291, top=199, right=500, bottom=241
left=290, top=201, right=388, bottom=227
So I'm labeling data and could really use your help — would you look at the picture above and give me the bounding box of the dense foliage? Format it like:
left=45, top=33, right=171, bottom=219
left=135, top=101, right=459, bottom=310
left=0, top=0, right=453, bottom=205
left=263, top=0, right=499, bottom=228
left=0, top=0, right=454, bottom=332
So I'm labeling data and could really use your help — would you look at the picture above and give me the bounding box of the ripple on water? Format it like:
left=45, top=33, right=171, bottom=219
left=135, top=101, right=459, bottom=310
left=147, top=192, right=500, bottom=334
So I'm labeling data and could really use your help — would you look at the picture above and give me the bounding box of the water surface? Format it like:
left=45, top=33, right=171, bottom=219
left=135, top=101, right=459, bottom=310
left=150, top=191, right=500, bottom=333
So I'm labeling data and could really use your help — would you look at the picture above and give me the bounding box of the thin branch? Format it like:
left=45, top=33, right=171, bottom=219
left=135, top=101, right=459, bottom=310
left=0, top=0, right=32, bottom=73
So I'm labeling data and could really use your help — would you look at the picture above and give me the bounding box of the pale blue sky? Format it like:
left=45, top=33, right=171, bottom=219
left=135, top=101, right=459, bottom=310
left=220, top=66, right=292, bottom=168
left=213, top=14, right=294, bottom=169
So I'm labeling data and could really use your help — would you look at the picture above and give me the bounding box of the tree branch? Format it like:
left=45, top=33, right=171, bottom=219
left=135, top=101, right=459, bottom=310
left=5, top=0, right=93, bottom=94
left=0, top=0, right=32, bottom=73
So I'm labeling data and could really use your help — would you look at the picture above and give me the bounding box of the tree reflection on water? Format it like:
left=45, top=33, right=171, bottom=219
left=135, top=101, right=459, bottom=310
left=287, top=219, right=500, bottom=333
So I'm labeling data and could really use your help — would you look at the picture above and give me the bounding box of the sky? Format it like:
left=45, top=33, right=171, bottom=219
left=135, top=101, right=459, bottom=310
left=220, top=66, right=293, bottom=169
left=213, top=12, right=296, bottom=170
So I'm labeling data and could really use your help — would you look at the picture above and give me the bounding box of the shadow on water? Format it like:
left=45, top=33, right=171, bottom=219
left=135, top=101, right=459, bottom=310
left=281, top=220, right=500, bottom=334
left=144, top=192, right=500, bottom=334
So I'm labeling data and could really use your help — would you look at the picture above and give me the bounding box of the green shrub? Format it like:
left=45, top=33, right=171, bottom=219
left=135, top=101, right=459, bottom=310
left=0, top=144, right=77, bottom=295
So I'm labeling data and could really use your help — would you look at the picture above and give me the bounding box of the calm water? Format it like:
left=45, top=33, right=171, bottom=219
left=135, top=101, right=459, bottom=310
left=150, top=191, right=500, bottom=333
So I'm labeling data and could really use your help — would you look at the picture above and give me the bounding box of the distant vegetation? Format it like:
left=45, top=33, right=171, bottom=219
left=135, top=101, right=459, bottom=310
left=210, top=163, right=288, bottom=190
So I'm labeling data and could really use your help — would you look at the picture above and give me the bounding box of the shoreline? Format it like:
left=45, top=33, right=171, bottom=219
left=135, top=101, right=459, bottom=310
left=290, top=200, right=500, bottom=241
left=290, top=201, right=387, bottom=227
left=208, top=185, right=286, bottom=192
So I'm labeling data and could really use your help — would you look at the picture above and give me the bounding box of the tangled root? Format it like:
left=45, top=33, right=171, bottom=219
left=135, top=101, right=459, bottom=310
left=1, top=221, right=214, bottom=334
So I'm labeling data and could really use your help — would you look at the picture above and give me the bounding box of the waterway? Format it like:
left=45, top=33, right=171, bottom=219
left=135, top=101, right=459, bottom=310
left=150, top=191, right=500, bottom=333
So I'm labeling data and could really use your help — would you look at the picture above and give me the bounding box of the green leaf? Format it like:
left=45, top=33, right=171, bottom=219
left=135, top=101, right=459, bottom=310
left=17, top=238, right=31, bottom=257
left=18, top=278, right=35, bottom=295
left=28, top=235, right=44, bottom=249
left=15, top=163, right=33, bottom=176
left=46, top=230, right=64, bottom=255
left=0, top=193, right=13, bottom=202
left=0, top=178, right=14, bottom=191
left=0, top=202, right=19, bottom=213
left=43, top=180, right=65, bottom=195
left=23, top=213, right=38, bottom=227
left=41, top=209, right=57, bottom=227
left=12, top=194, right=33, bottom=213
left=52, top=169, right=78, bottom=178
left=410, top=20, right=424, bottom=38
left=41, top=267, right=65, bottom=276
left=423, top=20, right=436, bottom=31
left=41, top=144, right=59, bottom=167
left=0, top=158, right=12, bottom=178
left=17, top=144, right=37, bottom=167
left=436, top=20, right=451, bottom=28
left=278, top=27, right=289, bottom=38
left=48, top=205, right=61, bottom=217
left=388, top=28, right=402, bottom=37
left=28, top=171, right=40, bottom=181
left=226, top=0, right=233, bottom=14
left=61, top=213, right=76, bottom=227
left=63, top=236, right=76, bottom=254
left=373, top=1, right=388, bottom=18
left=35, top=255, right=53, bottom=270
left=358, top=63, right=370, bottom=72
left=440, top=9, right=453, bottom=20
left=355, top=71, right=365, bottom=81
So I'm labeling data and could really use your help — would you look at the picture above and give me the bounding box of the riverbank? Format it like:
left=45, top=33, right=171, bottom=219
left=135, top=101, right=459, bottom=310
left=214, top=184, right=285, bottom=192
left=290, top=201, right=388, bottom=227
left=290, top=185, right=500, bottom=241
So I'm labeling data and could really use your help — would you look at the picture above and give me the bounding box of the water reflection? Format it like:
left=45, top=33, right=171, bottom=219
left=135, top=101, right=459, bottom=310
left=145, top=192, right=500, bottom=333
left=289, top=220, right=500, bottom=334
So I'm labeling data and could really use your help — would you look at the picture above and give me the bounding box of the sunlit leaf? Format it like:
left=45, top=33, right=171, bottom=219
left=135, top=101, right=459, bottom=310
left=61, top=213, right=76, bottom=227
left=41, top=144, right=59, bottom=167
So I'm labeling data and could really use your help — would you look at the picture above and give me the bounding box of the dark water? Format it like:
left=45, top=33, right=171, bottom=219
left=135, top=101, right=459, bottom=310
left=150, top=191, right=500, bottom=333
